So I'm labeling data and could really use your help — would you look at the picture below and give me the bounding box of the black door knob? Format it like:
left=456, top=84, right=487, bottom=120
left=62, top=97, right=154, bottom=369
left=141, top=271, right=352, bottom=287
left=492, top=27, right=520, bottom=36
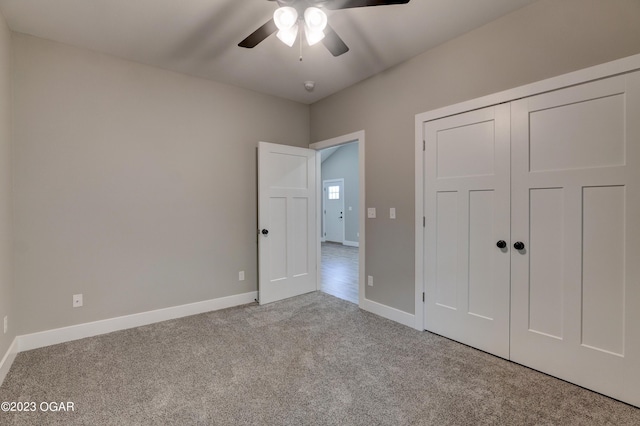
left=496, top=240, right=507, bottom=249
left=261, top=229, right=269, bottom=235
left=514, top=241, right=525, bottom=250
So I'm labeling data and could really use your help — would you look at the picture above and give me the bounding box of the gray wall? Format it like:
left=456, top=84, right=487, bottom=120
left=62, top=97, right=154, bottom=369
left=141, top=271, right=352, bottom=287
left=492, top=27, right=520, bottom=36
left=12, top=34, right=310, bottom=335
left=6, top=0, right=640, bottom=339
left=310, top=0, right=640, bottom=314
left=0, top=12, right=13, bottom=356
left=321, top=143, right=359, bottom=244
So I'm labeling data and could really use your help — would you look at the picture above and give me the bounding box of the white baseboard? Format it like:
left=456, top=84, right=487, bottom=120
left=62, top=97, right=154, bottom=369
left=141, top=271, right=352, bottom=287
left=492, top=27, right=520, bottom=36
left=343, top=240, right=359, bottom=247
left=360, top=298, right=415, bottom=329
left=18, top=291, right=257, bottom=352
left=0, top=337, right=18, bottom=386
left=3, top=291, right=413, bottom=387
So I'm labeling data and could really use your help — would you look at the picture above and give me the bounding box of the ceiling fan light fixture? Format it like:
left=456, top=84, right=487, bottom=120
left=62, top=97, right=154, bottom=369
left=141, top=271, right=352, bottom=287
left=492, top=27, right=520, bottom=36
left=304, top=7, right=327, bottom=32
left=240, top=0, right=411, bottom=57
left=274, top=7, right=298, bottom=30
left=277, top=24, right=298, bottom=47
left=304, top=25, right=325, bottom=46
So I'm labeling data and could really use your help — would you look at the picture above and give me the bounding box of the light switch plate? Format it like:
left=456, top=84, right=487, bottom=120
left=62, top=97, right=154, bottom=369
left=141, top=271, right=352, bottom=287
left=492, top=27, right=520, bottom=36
left=390, top=208, right=396, bottom=219
left=367, top=208, right=376, bottom=218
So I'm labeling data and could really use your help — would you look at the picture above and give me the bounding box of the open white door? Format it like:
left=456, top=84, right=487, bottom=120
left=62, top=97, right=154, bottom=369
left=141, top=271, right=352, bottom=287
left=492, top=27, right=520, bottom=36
left=258, top=141, right=317, bottom=304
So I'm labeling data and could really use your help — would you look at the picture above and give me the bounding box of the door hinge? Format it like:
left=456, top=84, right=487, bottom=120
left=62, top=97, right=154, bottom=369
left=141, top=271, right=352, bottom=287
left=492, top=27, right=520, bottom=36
left=422, top=292, right=425, bottom=302
left=423, top=140, right=425, bottom=151
left=423, top=216, right=426, bottom=227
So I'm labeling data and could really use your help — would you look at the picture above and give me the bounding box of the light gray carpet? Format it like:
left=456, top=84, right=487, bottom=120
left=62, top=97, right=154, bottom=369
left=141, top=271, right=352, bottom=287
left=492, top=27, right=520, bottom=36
left=1, top=292, right=639, bottom=425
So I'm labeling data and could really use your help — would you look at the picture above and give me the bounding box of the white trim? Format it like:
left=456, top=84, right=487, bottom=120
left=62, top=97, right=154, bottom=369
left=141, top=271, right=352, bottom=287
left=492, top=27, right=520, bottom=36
left=343, top=240, right=359, bottom=247
left=322, top=178, right=345, bottom=244
left=311, top=130, right=365, bottom=309
left=17, top=291, right=257, bottom=352
left=361, top=298, right=416, bottom=329
left=0, top=337, right=18, bottom=386
left=415, top=53, right=640, bottom=333
left=414, top=116, right=425, bottom=331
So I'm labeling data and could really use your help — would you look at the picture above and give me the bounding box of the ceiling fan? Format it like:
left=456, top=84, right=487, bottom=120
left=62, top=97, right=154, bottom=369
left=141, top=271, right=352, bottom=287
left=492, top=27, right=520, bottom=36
left=238, top=0, right=411, bottom=57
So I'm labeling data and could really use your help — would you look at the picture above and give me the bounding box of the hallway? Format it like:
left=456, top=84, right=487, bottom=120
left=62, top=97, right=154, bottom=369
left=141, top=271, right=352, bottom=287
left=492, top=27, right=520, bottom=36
left=320, top=242, right=358, bottom=304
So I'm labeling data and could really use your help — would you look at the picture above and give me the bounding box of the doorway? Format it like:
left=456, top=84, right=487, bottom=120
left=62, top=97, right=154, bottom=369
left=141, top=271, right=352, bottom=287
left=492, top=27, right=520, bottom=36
left=310, top=131, right=365, bottom=307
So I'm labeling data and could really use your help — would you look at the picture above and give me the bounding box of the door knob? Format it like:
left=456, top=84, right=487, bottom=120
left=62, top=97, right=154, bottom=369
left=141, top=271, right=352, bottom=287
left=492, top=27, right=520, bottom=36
left=514, top=241, right=525, bottom=250
left=261, top=229, right=269, bottom=236
left=496, top=240, right=507, bottom=249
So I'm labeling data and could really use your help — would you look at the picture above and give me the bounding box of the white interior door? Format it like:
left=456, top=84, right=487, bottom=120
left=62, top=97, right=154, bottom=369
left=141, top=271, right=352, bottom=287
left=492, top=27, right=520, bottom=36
left=258, top=141, right=317, bottom=305
left=510, top=72, right=640, bottom=406
left=423, top=104, right=511, bottom=358
left=323, top=179, right=344, bottom=243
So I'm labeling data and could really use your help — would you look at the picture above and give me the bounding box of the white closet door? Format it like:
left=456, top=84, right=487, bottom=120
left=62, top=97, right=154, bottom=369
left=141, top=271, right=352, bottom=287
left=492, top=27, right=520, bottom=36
left=424, top=104, right=511, bottom=358
left=510, top=72, right=640, bottom=406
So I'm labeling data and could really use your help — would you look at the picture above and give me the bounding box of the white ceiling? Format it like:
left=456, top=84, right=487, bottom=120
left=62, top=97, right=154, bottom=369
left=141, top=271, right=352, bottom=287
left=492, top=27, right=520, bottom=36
left=0, top=0, right=537, bottom=104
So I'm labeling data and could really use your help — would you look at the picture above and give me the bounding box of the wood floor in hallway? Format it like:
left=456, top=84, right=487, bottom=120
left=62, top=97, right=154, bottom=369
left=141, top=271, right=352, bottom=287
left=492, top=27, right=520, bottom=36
left=320, top=242, right=358, bottom=304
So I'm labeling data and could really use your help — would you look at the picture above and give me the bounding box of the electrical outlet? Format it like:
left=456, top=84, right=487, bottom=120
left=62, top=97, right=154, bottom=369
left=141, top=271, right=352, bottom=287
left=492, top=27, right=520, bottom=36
left=390, top=207, right=396, bottom=219
left=367, top=208, right=376, bottom=219
left=239, top=271, right=245, bottom=281
left=3, top=316, right=7, bottom=334
left=73, top=294, right=83, bottom=308
left=368, top=275, right=374, bottom=287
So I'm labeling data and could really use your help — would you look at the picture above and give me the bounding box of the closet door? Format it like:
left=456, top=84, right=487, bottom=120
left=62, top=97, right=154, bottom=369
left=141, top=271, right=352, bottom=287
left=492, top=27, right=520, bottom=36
left=510, top=72, right=640, bottom=406
left=424, top=104, right=511, bottom=358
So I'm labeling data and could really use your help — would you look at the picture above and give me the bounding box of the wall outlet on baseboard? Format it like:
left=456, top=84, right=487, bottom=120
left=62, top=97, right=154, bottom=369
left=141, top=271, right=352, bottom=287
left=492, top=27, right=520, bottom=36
left=3, top=315, right=7, bottom=334
left=73, top=294, right=83, bottom=308
left=368, top=275, right=373, bottom=287
left=239, top=271, right=245, bottom=281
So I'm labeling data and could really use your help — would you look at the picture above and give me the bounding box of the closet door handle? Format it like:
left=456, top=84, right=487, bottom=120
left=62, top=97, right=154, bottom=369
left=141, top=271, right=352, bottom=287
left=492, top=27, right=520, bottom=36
left=496, top=240, right=507, bottom=249
left=514, top=241, right=525, bottom=250
left=261, top=229, right=269, bottom=236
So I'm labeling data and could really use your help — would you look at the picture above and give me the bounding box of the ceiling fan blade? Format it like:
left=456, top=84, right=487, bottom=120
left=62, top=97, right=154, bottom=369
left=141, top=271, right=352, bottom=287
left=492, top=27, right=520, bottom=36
left=322, top=24, right=349, bottom=57
left=238, top=18, right=278, bottom=48
left=325, top=0, right=410, bottom=10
